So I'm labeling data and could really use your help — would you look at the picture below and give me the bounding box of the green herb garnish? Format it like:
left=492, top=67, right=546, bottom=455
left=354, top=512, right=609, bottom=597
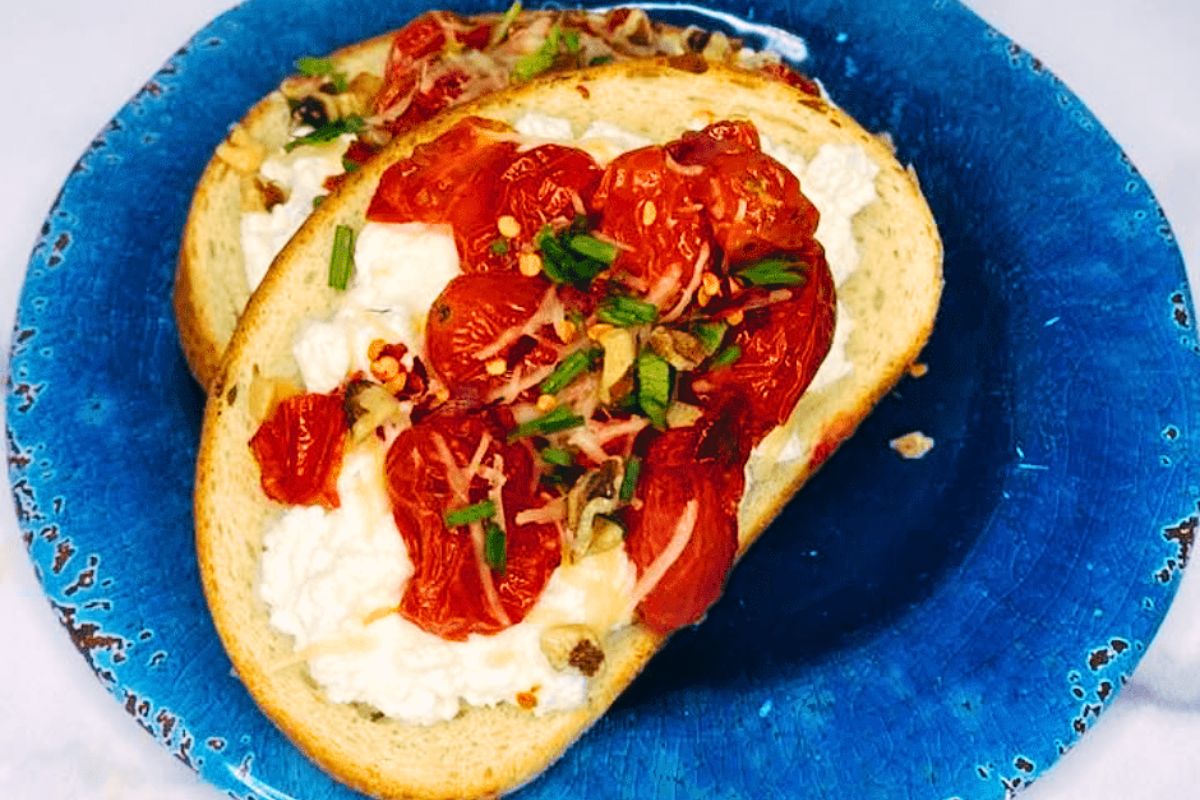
left=444, top=499, right=496, bottom=528
left=508, top=406, right=585, bottom=441
left=737, top=257, right=808, bottom=287
left=295, top=56, right=348, bottom=92
left=536, top=225, right=609, bottom=287
left=489, top=1, right=523, bottom=46
left=489, top=239, right=510, bottom=256
left=637, top=351, right=672, bottom=428
left=513, top=23, right=561, bottom=81
left=567, top=234, right=617, bottom=264
left=540, top=348, right=600, bottom=394
left=328, top=224, right=355, bottom=290
left=711, top=344, right=742, bottom=369
left=541, top=447, right=575, bottom=467
left=597, top=295, right=659, bottom=328
left=563, top=29, right=581, bottom=54
left=692, top=320, right=728, bottom=352
left=484, top=521, right=507, bottom=572
left=619, top=456, right=641, bottom=502
left=341, top=156, right=360, bottom=174
left=296, top=56, right=335, bottom=77
left=589, top=55, right=613, bottom=66
left=285, top=115, right=365, bottom=152
left=312, top=195, right=327, bottom=210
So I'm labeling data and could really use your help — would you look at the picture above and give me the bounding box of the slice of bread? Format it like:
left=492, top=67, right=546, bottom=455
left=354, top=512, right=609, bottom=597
left=174, top=33, right=394, bottom=388
left=196, top=60, right=942, bottom=800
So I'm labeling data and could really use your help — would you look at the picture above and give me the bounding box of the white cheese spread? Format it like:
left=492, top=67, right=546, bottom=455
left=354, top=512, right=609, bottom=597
left=260, top=447, right=637, bottom=724
left=240, top=135, right=356, bottom=292
left=293, top=222, right=460, bottom=393
left=761, top=137, right=879, bottom=393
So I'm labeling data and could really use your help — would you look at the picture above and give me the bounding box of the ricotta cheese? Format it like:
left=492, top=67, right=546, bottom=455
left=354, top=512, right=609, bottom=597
left=293, top=222, right=460, bottom=393
left=761, top=137, right=880, bottom=392
left=240, top=134, right=355, bottom=291
left=260, top=448, right=637, bottom=724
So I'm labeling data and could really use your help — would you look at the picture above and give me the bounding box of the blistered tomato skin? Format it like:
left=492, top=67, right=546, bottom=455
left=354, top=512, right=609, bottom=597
left=367, top=117, right=518, bottom=270
left=670, top=122, right=820, bottom=264
left=592, top=146, right=711, bottom=306
left=374, top=14, right=449, bottom=114
left=624, top=424, right=744, bottom=633
left=485, top=145, right=604, bottom=268
left=370, top=124, right=604, bottom=273
left=692, top=247, right=837, bottom=446
left=425, top=272, right=561, bottom=403
left=384, top=410, right=561, bottom=640
left=249, top=391, right=348, bottom=509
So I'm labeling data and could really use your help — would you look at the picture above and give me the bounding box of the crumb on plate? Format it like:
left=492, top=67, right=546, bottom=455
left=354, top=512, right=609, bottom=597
left=890, top=431, right=934, bottom=460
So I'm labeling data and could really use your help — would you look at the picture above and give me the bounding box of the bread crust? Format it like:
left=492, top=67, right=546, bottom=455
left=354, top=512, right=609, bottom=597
left=196, top=60, right=943, bottom=800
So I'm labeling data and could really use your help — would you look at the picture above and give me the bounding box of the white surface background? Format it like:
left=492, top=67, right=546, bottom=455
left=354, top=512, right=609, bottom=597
left=0, top=2, right=1197, bottom=798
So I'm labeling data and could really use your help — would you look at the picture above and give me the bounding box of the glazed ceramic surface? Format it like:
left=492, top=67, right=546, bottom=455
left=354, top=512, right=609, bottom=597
left=6, top=1, right=1198, bottom=798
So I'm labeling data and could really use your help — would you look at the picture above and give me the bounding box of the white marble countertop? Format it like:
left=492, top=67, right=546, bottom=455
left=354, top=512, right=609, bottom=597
left=1, top=1, right=1197, bottom=798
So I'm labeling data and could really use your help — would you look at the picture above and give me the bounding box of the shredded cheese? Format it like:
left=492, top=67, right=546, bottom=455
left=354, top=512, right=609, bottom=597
left=628, top=499, right=699, bottom=610
left=474, top=288, right=562, bottom=361
left=661, top=242, right=711, bottom=323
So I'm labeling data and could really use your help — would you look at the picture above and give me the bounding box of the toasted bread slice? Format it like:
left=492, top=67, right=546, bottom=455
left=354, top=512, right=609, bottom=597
left=174, top=33, right=394, bottom=387
left=196, top=60, right=942, bottom=799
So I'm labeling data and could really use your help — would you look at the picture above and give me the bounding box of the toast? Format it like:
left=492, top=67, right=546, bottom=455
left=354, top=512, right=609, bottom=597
left=173, top=8, right=810, bottom=388
left=196, top=60, right=942, bottom=799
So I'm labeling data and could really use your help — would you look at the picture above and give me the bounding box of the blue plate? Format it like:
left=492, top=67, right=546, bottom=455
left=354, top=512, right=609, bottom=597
left=7, top=1, right=1199, bottom=798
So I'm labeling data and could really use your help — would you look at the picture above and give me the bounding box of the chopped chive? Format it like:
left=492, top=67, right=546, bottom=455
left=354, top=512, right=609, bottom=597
left=711, top=344, right=742, bottom=369
left=692, top=320, right=728, bottom=352
left=312, top=195, right=327, bottom=209
left=490, top=0, right=523, bottom=46
left=540, top=348, right=599, bottom=394
left=597, top=295, right=659, bottom=328
left=296, top=56, right=348, bottom=93
left=296, top=56, right=335, bottom=76
left=489, top=239, right=510, bottom=256
left=563, top=29, right=581, bottom=54
left=737, top=257, right=808, bottom=287
left=513, top=24, right=561, bottom=81
left=329, top=224, right=355, bottom=290
left=444, top=499, right=496, bottom=528
left=541, top=447, right=575, bottom=467
left=536, top=225, right=608, bottom=287
left=484, top=521, right=507, bottom=572
left=285, top=115, right=365, bottom=152
left=637, top=351, right=672, bottom=428
left=589, top=55, right=614, bottom=66
left=619, top=456, right=641, bottom=502
left=509, top=406, right=585, bottom=441
left=567, top=234, right=616, bottom=264
left=341, top=156, right=360, bottom=173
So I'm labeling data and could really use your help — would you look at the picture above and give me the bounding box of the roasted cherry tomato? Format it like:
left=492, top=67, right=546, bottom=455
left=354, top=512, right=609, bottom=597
left=374, top=14, right=450, bottom=114
left=670, top=121, right=820, bottom=264
left=758, top=62, right=821, bottom=96
left=472, top=145, right=604, bottom=270
left=691, top=247, right=837, bottom=446
left=385, top=409, right=560, bottom=639
left=367, top=117, right=519, bottom=270
left=425, top=272, right=561, bottom=404
left=592, top=146, right=711, bottom=308
left=249, top=390, right=347, bottom=509
left=624, top=422, right=744, bottom=633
